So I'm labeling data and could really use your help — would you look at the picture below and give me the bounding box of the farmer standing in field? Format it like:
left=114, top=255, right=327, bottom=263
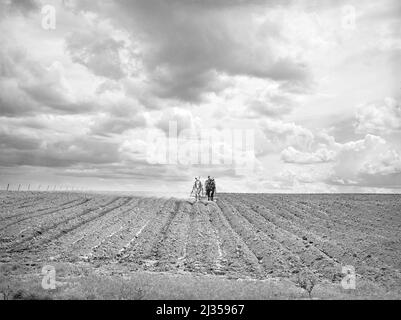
left=205, top=176, right=211, bottom=201
left=209, top=178, right=216, bottom=201
left=192, top=177, right=203, bottom=202
left=205, top=176, right=216, bottom=201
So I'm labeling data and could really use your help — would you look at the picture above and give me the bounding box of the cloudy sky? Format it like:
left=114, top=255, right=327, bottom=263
left=0, top=0, right=400, bottom=194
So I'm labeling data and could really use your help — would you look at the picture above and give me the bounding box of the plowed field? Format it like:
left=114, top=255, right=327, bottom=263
left=1, top=192, right=400, bottom=299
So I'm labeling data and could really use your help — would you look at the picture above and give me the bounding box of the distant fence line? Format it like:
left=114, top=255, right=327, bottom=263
left=2, top=184, right=87, bottom=192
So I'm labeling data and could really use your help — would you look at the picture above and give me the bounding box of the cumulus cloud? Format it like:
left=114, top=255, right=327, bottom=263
left=268, top=115, right=401, bottom=189
left=248, top=97, right=294, bottom=118
left=360, top=149, right=401, bottom=175
left=281, top=146, right=335, bottom=164
left=325, top=134, right=401, bottom=188
left=156, top=107, right=200, bottom=135
left=355, top=97, right=401, bottom=134
left=0, top=47, right=94, bottom=116
left=95, top=80, right=121, bottom=95
left=269, top=167, right=337, bottom=193
left=260, top=118, right=314, bottom=151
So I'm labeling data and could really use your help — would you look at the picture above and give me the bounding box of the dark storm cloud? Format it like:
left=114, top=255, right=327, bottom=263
left=0, top=82, right=37, bottom=117
left=11, top=0, right=37, bottom=11
left=127, top=0, right=308, bottom=102
left=0, top=129, right=41, bottom=150
left=90, top=115, right=147, bottom=136
left=65, top=31, right=126, bottom=80
left=247, top=94, right=295, bottom=118
left=89, top=97, right=148, bottom=136
left=0, top=0, right=38, bottom=16
left=0, top=133, right=120, bottom=168
left=21, top=83, right=94, bottom=114
left=0, top=81, right=94, bottom=117
left=0, top=48, right=39, bottom=116
left=143, top=0, right=289, bottom=9
left=74, top=0, right=310, bottom=103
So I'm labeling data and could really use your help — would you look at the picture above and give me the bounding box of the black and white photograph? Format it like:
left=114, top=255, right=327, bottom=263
left=0, top=0, right=400, bottom=305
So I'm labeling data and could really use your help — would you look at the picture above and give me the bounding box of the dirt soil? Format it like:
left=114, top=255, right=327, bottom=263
left=1, top=191, right=400, bottom=299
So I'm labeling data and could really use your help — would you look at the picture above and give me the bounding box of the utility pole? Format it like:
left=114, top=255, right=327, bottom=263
left=28, top=184, right=30, bottom=191
left=18, top=184, right=21, bottom=191
left=6, top=184, right=9, bottom=191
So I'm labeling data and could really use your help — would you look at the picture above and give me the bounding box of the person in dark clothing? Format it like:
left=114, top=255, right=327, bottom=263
left=209, top=178, right=216, bottom=201
left=205, top=176, right=216, bottom=201
left=205, top=176, right=211, bottom=201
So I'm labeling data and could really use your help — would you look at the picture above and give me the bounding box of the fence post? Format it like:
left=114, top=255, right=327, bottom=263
left=28, top=184, right=30, bottom=191
left=18, top=184, right=21, bottom=191
left=6, top=184, right=9, bottom=191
